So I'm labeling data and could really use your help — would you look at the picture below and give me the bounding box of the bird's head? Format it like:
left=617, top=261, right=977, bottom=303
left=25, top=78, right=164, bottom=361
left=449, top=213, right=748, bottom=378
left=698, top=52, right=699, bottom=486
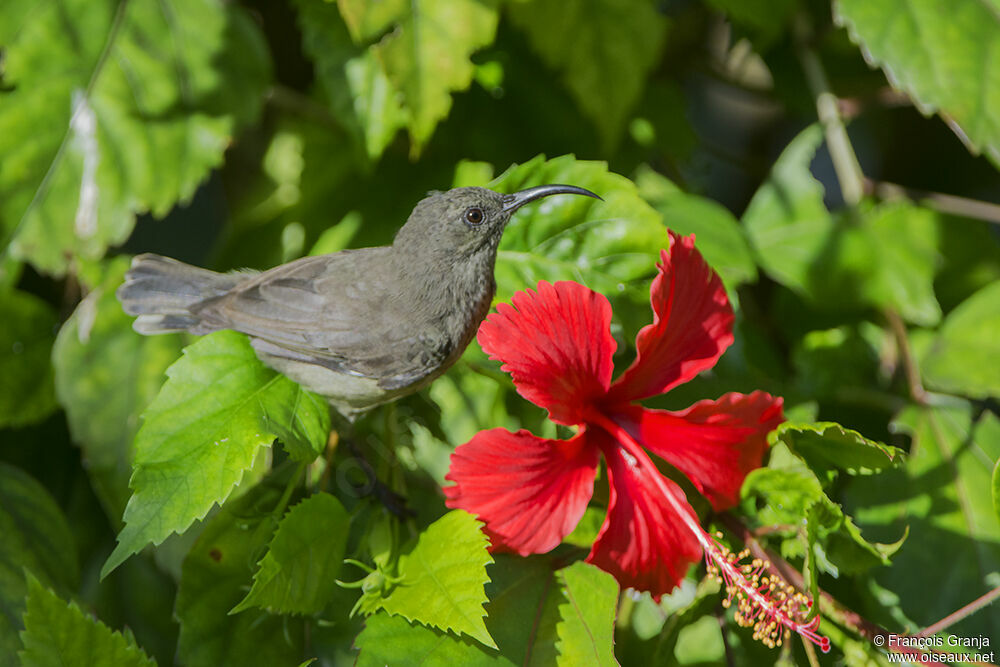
left=394, top=184, right=600, bottom=260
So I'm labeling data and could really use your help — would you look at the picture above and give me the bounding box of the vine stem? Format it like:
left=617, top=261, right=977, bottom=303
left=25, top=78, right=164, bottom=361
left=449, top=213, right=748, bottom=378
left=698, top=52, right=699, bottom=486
left=794, top=14, right=865, bottom=208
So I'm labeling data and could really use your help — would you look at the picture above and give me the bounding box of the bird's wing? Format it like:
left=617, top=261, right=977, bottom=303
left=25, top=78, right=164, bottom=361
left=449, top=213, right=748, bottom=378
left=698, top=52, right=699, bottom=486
left=193, top=250, right=448, bottom=386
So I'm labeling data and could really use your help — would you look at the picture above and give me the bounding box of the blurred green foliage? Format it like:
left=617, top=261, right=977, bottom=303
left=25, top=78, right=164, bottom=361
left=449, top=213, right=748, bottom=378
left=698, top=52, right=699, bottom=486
left=2, top=0, right=999, bottom=664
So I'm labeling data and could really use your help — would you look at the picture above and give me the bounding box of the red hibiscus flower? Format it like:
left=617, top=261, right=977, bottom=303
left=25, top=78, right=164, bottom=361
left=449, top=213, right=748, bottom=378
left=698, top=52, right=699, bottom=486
left=445, top=231, right=829, bottom=652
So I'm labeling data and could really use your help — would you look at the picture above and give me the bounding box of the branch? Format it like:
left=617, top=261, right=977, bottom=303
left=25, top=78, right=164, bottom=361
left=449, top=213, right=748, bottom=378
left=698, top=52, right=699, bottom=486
left=884, top=308, right=928, bottom=405
left=794, top=15, right=865, bottom=207
left=866, top=179, right=1000, bottom=226
left=917, top=585, right=1000, bottom=637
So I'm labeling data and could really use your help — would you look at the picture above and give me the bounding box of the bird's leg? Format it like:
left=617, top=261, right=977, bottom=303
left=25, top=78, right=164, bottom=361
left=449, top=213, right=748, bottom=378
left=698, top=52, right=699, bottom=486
left=329, top=410, right=413, bottom=518
left=343, top=436, right=414, bottom=518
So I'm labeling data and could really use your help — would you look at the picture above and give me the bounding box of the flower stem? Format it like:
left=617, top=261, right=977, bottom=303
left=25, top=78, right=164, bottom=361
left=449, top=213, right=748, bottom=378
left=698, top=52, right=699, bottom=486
left=591, top=414, right=830, bottom=653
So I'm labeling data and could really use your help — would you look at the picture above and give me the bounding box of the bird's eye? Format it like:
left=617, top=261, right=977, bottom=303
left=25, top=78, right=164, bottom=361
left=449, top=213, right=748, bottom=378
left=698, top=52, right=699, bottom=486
left=464, top=207, right=485, bottom=226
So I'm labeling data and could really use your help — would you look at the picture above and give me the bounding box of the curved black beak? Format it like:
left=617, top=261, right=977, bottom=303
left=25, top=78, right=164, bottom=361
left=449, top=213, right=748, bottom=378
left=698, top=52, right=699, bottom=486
left=500, top=184, right=602, bottom=214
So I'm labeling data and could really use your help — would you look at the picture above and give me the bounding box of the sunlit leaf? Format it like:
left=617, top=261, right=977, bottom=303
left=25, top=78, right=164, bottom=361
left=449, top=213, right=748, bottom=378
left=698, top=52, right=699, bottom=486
left=232, top=493, right=349, bottom=615
left=744, top=444, right=902, bottom=575
left=357, top=554, right=570, bottom=666
left=102, top=331, right=330, bottom=578
left=0, top=0, right=270, bottom=275
left=487, top=155, right=668, bottom=312
left=376, top=510, right=496, bottom=648
left=859, top=201, right=941, bottom=326
left=921, top=281, right=1000, bottom=399
left=554, top=562, right=618, bottom=667
left=0, top=289, right=57, bottom=428
left=835, top=0, right=1000, bottom=167
left=355, top=614, right=506, bottom=667
left=509, top=0, right=667, bottom=148
left=19, top=574, right=155, bottom=667
left=296, top=0, right=405, bottom=160
left=776, top=421, right=905, bottom=479
left=53, top=258, right=184, bottom=518
left=742, top=125, right=836, bottom=298
left=336, top=0, right=499, bottom=154
left=0, top=464, right=79, bottom=659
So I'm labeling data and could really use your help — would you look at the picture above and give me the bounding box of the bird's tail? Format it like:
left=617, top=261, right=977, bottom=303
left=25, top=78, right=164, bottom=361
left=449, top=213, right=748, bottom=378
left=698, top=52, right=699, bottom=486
left=117, top=254, right=249, bottom=334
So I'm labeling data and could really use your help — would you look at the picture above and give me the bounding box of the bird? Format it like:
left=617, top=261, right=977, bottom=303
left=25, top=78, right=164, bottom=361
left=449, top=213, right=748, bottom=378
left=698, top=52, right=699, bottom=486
left=118, top=184, right=600, bottom=419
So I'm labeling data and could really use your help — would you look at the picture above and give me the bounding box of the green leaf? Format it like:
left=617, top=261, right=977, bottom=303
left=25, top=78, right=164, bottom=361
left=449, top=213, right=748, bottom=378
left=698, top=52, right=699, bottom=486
left=0, top=290, right=57, bottom=428
left=851, top=404, right=1000, bottom=635
left=295, top=0, right=405, bottom=160
left=19, top=574, right=155, bottom=667
left=482, top=555, right=562, bottom=666
left=53, top=258, right=184, bottom=518
left=376, top=510, right=496, bottom=648
left=563, top=507, right=607, bottom=549
left=634, top=165, right=757, bottom=288
left=744, top=446, right=902, bottom=574
left=744, top=127, right=942, bottom=322
left=921, top=281, right=1000, bottom=399
left=994, top=457, right=1000, bottom=524
left=0, top=463, right=79, bottom=660
left=649, top=578, right=722, bottom=664
left=776, top=421, right=905, bottom=479
left=356, top=554, right=572, bottom=667
left=553, top=562, right=618, bottom=667
left=0, top=0, right=270, bottom=276
left=791, top=325, right=881, bottom=400
left=232, top=493, right=349, bottom=615
left=705, top=0, right=795, bottom=45
left=175, top=473, right=306, bottom=667
left=509, top=0, right=667, bottom=148
left=743, top=125, right=837, bottom=297
left=429, top=367, right=518, bottom=447
left=487, top=155, right=668, bottom=313
left=335, top=0, right=499, bottom=155
left=834, top=0, right=1000, bottom=167
left=102, top=331, right=330, bottom=578
left=355, top=613, right=509, bottom=667
left=859, top=201, right=941, bottom=326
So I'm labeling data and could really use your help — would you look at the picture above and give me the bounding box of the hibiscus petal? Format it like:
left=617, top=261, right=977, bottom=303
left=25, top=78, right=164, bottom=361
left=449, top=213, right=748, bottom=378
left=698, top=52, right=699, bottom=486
left=477, top=281, right=616, bottom=425
left=444, top=428, right=600, bottom=555
left=586, top=431, right=702, bottom=601
left=613, top=392, right=784, bottom=510
left=608, top=232, right=734, bottom=403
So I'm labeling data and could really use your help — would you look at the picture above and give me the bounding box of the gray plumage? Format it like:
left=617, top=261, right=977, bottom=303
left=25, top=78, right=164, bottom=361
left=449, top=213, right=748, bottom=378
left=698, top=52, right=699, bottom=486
left=118, top=184, right=599, bottom=418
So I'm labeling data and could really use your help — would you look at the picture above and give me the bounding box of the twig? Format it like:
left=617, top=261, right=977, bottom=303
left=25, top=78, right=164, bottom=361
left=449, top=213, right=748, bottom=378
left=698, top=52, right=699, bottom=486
left=884, top=308, right=927, bottom=405
left=866, top=179, right=1000, bottom=226
left=917, top=585, right=1000, bottom=637
left=794, top=15, right=865, bottom=207
left=716, top=606, right=737, bottom=667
